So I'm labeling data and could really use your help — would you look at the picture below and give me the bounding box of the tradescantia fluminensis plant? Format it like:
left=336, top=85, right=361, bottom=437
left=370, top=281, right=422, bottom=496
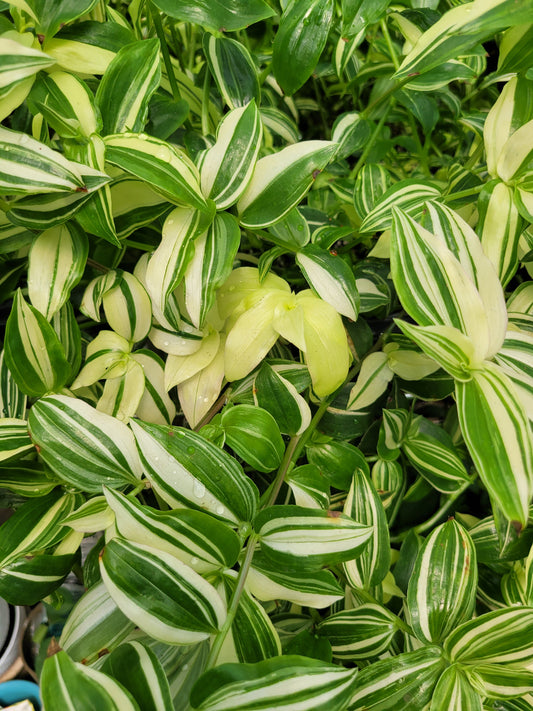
left=2, top=0, right=533, bottom=708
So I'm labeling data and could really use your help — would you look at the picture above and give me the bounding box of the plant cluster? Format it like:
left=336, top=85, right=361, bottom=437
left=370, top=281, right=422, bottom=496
left=1, top=0, right=533, bottom=709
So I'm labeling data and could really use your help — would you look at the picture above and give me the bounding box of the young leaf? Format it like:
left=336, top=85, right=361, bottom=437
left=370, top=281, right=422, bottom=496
left=102, top=271, right=152, bottom=344
left=15, top=0, right=101, bottom=38
left=272, top=0, right=335, bottom=96
left=430, top=665, right=482, bottom=711
left=220, top=404, right=285, bottom=473
left=96, top=38, right=161, bottom=135
left=255, top=505, right=372, bottom=571
left=100, top=537, right=226, bottom=645
left=253, top=362, right=311, bottom=436
left=190, top=655, right=359, bottom=711
left=203, top=35, right=260, bottom=110
left=130, top=419, right=259, bottom=524
left=4, top=290, right=70, bottom=397
left=28, top=394, right=143, bottom=492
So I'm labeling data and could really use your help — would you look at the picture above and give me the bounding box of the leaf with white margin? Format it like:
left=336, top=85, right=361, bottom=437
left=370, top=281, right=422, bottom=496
left=347, top=352, right=393, bottom=410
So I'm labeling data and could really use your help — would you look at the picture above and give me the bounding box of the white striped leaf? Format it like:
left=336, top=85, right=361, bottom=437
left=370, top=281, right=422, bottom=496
left=267, top=208, right=310, bottom=250
left=0, top=211, right=33, bottom=254
left=28, top=394, right=143, bottom=492
left=177, top=336, right=226, bottom=429
left=102, top=270, right=152, bottom=344
left=184, top=212, right=241, bottom=329
left=260, top=107, right=300, bottom=144
left=100, top=537, right=226, bottom=645
left=407, top=519, right=477, bottom=644
left=347, top=352, right=393, bottom=410
left=145, top=206, right=213, bottom=319
left=272, top=0, right=335, bottom=96
left=111, top=176, right=170, bottom=241
left=478, top=181, right=523, bottom=287
left=103, top=132, right=208, bottom=211
left=246, top=551, right=343, bottom=609
left=497, top=117, right=533, bottom=183
left=72, top=330, right=131, bottom=390
left=4, top=290, right=70, bottom=397
left=421, top=200, right=507, bottom=355
left=371, top=458, right=405, bottom=524
left=286, top=464, right=330, bottom=509
left=343, top=469, right=390, bottom=589
left=101, top=641, right=173, bottom=711
left=253, top=362, right=311, bottom=437
left=130, top=419, right=259, bottom=524
left=97, top=358, right=145, bottom=423
left=493, top=330, right=533, bottom=421
left=237, top=141, right=338, bottom=228
left=402, top=415, right=470, bottom=494
left=377, top=408, right=410, bottom=460
left=296, top=244, right=359, bottom=320
left=96, top=38, right=160, bottom=135
left=348, top=646, right=445, bottom=711
left=104, top=487, right=241, bottom=574
left=456, top=362, right=533, bottom=526
left=60, top=581, right=136, bottom=664
left=27, top=222, right=88, bottom=321
left=200, top=102, right=262, bottom=210
left=149, top=322, right=204, bottom=356
left=391, top=208, right=494, bottom=361
left=0, top=37, right=54, bottom=88
left=220, top=404, right=285, bottom=474
left=41, top=650, right=139, bottom=711
left=7, top=185, right=94, bottom=230
left=215, top=570, right=282, bottom=665
left=131, top=350, right=176, bottom=426
left=466, top=664, right=533, bottom=699
left=28, top=70, right=99, bottom=139
left=80, top=270, right=125, bottom=323
left=0, top=490, right=76, bottom=568
left=0, top=461, right=58, bottom=497
left=429, top=665, right=482, bottom=711
left=444, top=606, right=533, bottom=665
left=393, top=0, right=533, bottom=82
left=151, top=0, right=275, bottom=33
left=255, top=505, right=372, bottom=572
left=0, top=125, right=106, bottom=195
left=62, top=496, right=114, bottom=533
left=0, top=417, right=34, bottom=463
left=190, top=655, right=359, bottom=711
left=353, top=163, right=392, bottom=221
left=165, top=331, right=220, bottom=390
left=203, top=35, right=260, bottom=110
left=331, top=112, right=373, bottom=161
left=317, top=604, right=400, bottom=661
left=359, top=180, right=440, bottom=234
left=0, top=551, right=76, bottom=605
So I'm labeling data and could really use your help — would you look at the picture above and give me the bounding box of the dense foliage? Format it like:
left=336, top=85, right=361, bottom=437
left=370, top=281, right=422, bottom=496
left=1, top=0, right=533, bottom=708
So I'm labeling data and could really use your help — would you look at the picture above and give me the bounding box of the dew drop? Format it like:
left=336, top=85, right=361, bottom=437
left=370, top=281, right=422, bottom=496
left=216, top=505, right=225, bottom=515
left=187, top=446, right=195, bottom=455
left=139, top=133, right=148, bottom=140
left=190, top=556, right=199, bottom=566
left=193, top=480, right=205, bottom=499
left=202, top=397, right=209, bottom=403
left=154, top=456, right=159, bottom=462
left=163, top=341, right=169, bottom=347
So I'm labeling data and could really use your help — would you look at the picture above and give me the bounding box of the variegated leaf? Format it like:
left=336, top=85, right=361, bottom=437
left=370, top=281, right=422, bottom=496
left=466, top=664, right=533, bottom=700
left=0, top=417, right=34, bottom=463
left=100, top=537, right=226, bottom=645
left=493, top=330, right=533, bottom=421
left=286, top=464, right=330, bottom=509
left=102, top=270, right=152, bottom=344
left=429, top=664, right=482, bottom=711
left=96, top=359, right=145, bottom=423
left=0, top=461, right=58, bottom=497
left=255, top=505, right=372, bottom=571
left=347, top=352, right=393, bottom=411
left=371, top=458, right=405, bottom=524
left=131, top=350, right=176, bottom=426
left=203, top=34, right=260, bottom=110
left=220, top=404, right=285, bottom=474
left=359, top=180, right=440, bottom=234
left=28, top=394, right=143, bottom=492
left=0, top=37, right=55, bottom=89
left=253, top=362, right=311, bottom=437
left=130, top=419, right=259, bottom=524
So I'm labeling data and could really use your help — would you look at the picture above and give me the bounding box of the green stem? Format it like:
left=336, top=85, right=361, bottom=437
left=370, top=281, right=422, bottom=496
left=122, top=239, right=156, bottom=251
left=350, top=102, right=393, bottom=180
left=86, top=257, right=109, bottom=273
left=201, top=69, right=211, bottom=137
left=442, top=184, right=484, bottom=203
left=361, top=74, right=413, bottom=118
left=149, top=1, right=181, bottom=103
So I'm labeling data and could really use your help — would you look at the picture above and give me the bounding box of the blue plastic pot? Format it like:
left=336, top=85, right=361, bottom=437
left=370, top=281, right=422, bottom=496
left=0, top=679, right=41, bottom=709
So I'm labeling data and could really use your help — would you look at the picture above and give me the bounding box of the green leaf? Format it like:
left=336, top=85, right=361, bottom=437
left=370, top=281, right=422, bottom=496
left=247, top=551, right=344, bottom=609
left=394, top=0, right=533, bottom=82
left=331, top=112, right=373, bottom=160
left=455, top=363, right=533, bottom=526
left=255, top=504, right=372, bottom=571
left=131, top=349, right=176, bottom=426
left=317, top=603, right=400, bottom=661
left=253, top=362, right=311, bottom=436
left=267, top=208, right=310, bottom=250
left=306, top=440, right=369, bottom=490
left=407, top=519, right=477, bottom=644
left=28, top=70, right=99, bottom=139
left=96, top=38, right=160, bottom=135
left=359, top=180, right=440, bottom=234
left=130, top=419, right=259, bottom=524
left=221, top=404, right=285, bottom=473
left=190, top=655, right=359, bottom=711
left=498, top=26, right=533, bottom=78
left=237, top=141, right=338, bottom=228
left=444, top=606, right=533, bottom=665
left=347, top=352, right=393, bottom=410
left=348, top=646, right=445, bottom=711
left=104, top=487, right=241, bottom=573
left=0, top=36, right=55, bottom=87
left=0, top=461, right=58, bottom=497
left=341, top=0, right=392, bottom=37
left=0, top=417, right=34, bottom=463
left=494, top=330, right=533, bottom=422
left=272, top=0, right=335, bottom=96
left=28, top=394, right=143, bottom=492
left=353, top=163, right=392, bottom=221
left=59, top=580, right=136, bottom=664
left=286, top=464, right=330, bottom=509
left=4, top=290, right=70, bottom=397
left=466, top=664, right=533, bottom=699
left=100, top=537, right=226, bottom=645
left=184, top=212, right=241, bottom=329
left=199, top=101, right=262, bottom=210
left=203, top=34, right=260, bottom=110
left=296, top=244, right=359, bottom=320
left=151, top=0, right=275, bottom=33
left=103, top=132, right=208, bottom=211
left=371, top=458, right=405, bottom=524
left=12, top=0, right=101, bottom=37
left=101, top=641, right=173, bottom=711
left=27, top=222, right=88, bottom=321
left=0, top=551, right=76, bottom=605
left=41, top=650, right=139, bottom=711
left=102, top=270, right=152, bottom=343
left=429, top=664, right=482, bottom=711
